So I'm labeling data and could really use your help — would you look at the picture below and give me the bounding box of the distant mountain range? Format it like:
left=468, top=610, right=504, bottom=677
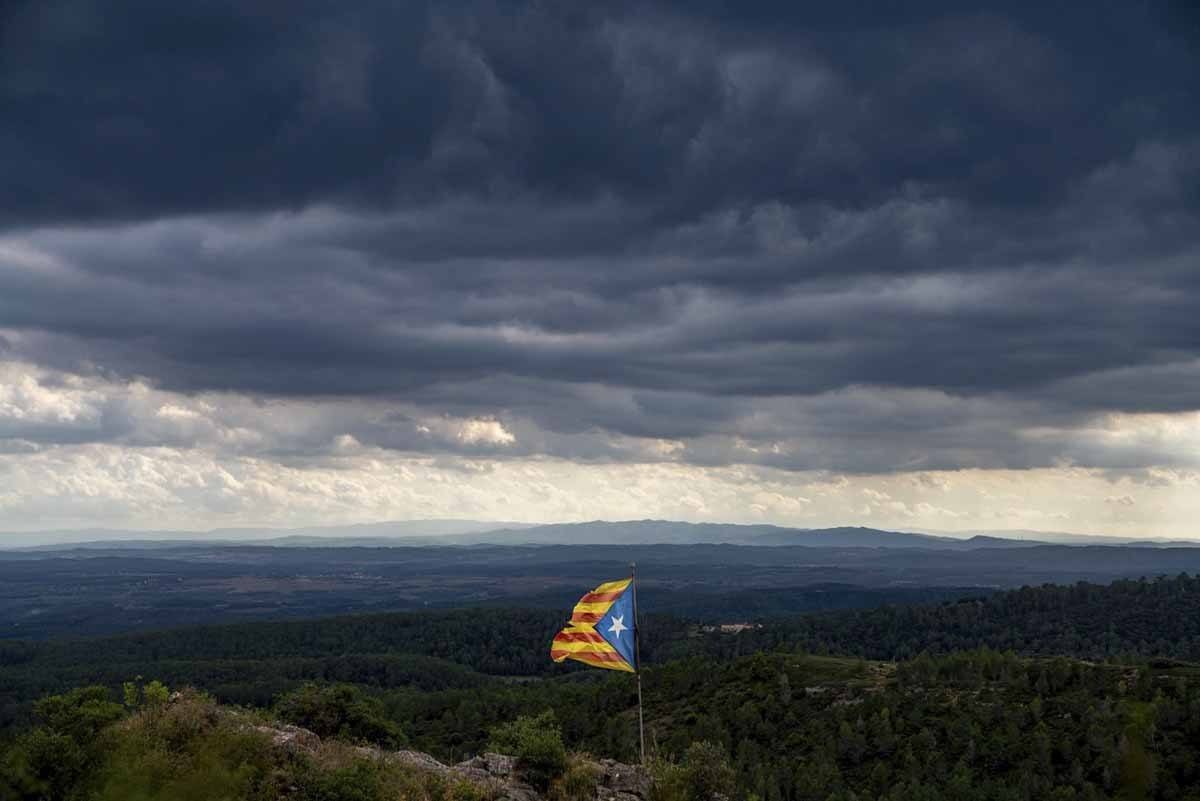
left=2, top=518, right=1196, bottom=551
left=418, top=521, right=1200, bottom=549
left=427, top=522, right=977, bottom=549
left=0, top=519, right=534, bottom=549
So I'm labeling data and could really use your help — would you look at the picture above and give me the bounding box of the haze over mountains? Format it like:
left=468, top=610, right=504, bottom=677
left=2, top=519, right=1196, bottom=551
left=8, top=519, right=1200, bottom=641
left=0, top=520, right=535, bottom=549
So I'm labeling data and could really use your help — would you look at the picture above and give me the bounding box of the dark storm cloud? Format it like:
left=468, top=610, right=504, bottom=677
left=4, top=0, right=1194, bottom=225
left=1, top=0, right=1199, bottom=472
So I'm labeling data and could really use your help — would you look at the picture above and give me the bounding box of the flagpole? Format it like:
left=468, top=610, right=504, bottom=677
left=631, top=561, right=645, bottom=765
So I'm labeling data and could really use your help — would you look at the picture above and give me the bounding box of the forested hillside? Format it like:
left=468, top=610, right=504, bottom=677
left=7, top=575, right=1200, bottom=731
left=649, top=650, right=1200, bottom=800
left=7, top=575, right=1200, bottom=800
left=5, top=651, right=1200, bottom=800
left=676, top=574, right=1200, bottom=663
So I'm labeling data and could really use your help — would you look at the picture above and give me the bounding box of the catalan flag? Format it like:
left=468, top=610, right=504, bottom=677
left=550, top=577, right=637, bottom=672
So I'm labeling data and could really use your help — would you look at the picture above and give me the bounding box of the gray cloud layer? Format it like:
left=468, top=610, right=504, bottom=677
left=1, top=0, right=1199, bottom=477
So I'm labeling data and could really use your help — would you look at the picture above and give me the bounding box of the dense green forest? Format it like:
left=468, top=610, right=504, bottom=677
left=6, top=575, right=1200, bottom=800
left=8, top=574, right=1200, bottom=725
left=6, top=651, right=1200, bottom=800
left=650, top=650, right=1200, bottom=800
left=663, top=574, right=1200, bottom=663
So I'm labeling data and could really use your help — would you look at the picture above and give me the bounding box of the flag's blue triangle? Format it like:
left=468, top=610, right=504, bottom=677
left=595, top=584, right=636, bottom=669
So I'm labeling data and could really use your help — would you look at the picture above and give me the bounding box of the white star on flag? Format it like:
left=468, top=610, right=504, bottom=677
left=607, top=615, right=627, bottom=638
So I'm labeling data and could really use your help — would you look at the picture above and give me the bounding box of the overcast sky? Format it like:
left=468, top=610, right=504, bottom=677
left=2, top=1, right=1199, bottom=536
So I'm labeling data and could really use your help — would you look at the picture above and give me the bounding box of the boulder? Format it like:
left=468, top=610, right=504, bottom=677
left=253, top=723, right=321, bottom=752
left=597, top=758, right=651, bottom=799
left=455, top=751, right=518, bottom=779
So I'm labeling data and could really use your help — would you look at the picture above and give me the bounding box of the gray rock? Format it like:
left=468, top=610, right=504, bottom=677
left=598, top=792, right=644, bottom=801
left=253, top=723, right=321, bottom=752
left=243, top=711, right=650, bottom=801
left=454, top=752, right=518, bottom=778
left=597, top=759, right=650, bottom=797
left=385, top=750, right=448, bottom=774
left=492, top=782, right=543, bottom=801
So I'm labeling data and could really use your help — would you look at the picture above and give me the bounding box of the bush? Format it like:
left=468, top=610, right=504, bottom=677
left=276, top=683, right=406, bottom=749
left=649, top=741, right=735, bottom=801
left=149, top=688, right=220, bottom=750
left=553, top=757, right=601, bottom=801
left=488, top=710, right=568, bottom=791
left=680, top=741, right=735, bottom=801
left=91, top=692, right=275, bottom=801
left=33, top=686, right=124, bottom=741
left=293, top=744, right=487, bottom=801
left=0, top=686, right=126, bottom=801
left=295, top=759, right=386, bottom=801
left=449, top=777, right=493, bottom=801
left=1, top=683, right=477, bottom=801
left=649, top=758, right=688, bottom=801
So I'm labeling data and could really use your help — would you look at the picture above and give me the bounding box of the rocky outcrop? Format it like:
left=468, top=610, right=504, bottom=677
left=249, top=719, right=650, bottom=801
left=252, top=723, right=322, bottom=752
left=593, top=758, right=652, bottom=801
left=452, top=753, right=540, bottom=801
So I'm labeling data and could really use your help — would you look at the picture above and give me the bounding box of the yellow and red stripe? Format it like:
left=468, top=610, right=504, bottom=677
left=550, top=577, right=635, bottom=673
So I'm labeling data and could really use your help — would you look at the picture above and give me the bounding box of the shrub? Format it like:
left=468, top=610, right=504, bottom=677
left=1, top=683, right=465, bottom=801
left=276, top=683, right=406, bottom=749
left=648, top=758, right=688, bottom=801
left=0, top=686, right=126, bottom=801
left=122, top=679, right=171, bottom=712
left=649, top=741, right=735, bottom=801
left=150, top=689, right=220, bottom=750
left=679, top=741, right=735, bottom=801
left=143, top=680, right=170, bottom=708
left=33, top=686, right=124, bottom=741
left=1, top=728, right=90, bottom=801
left=92, top=692, right=275, bottom=801
left=488, top=710, right=568, bottom=791
left=553, top=756, right=601, bottom=801
left=295, top=759, right=385, bottom=801
left=449, top=777, right=492, bottom=801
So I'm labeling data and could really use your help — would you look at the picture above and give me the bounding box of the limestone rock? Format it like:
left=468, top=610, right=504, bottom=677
left=392, top=749, right=453, bottom=775
left=452, top=752, right=540, bottom=801
left=597, top=758, right=651, bottom=799
left=243, top=713, right=650, bottom=801
left=253, top=723, right=321, bottom=752
left=455, top=751, right=518, bottom=779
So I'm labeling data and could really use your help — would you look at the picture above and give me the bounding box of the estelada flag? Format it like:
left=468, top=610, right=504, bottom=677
left=550, top=577, right=637, bottom=672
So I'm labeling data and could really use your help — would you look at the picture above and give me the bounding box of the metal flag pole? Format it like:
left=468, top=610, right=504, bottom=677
left=631, top=561, right=645, bottom=765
